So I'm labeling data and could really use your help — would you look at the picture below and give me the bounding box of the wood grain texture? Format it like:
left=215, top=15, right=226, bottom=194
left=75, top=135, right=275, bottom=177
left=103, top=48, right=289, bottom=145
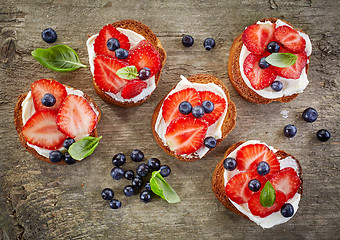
left=0, top=0, right=339, bottom=239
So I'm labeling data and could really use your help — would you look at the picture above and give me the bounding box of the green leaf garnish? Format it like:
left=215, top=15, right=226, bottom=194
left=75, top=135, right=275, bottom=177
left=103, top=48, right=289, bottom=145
left=68, top=136, right=102, bottom=161
left=265, top=53, right=297, bottom=68
left=116, top=66, right=139, bottom=80
left=150, top=170, right=180, bottom=203
left=31, top=45, right=86, bottom=72
left=260, top=181, right=276, bottom=207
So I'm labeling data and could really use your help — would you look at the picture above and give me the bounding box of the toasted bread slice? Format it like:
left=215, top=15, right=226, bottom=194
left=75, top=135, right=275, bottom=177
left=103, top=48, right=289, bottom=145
left=228, top=18, right=310, bottom=104
left=151, top=74, right=237, bottom=162
left=91, top=20, right=166, bottom=107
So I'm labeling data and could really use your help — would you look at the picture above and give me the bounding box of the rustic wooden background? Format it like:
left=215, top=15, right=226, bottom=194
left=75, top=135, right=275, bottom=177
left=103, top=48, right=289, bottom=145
left=0, top=0, right=339, bottom=239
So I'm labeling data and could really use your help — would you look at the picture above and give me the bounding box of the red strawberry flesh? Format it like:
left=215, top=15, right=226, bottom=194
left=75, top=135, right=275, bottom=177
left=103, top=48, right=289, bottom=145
left=270, top=167, right=301, bottom=200
left=198, top=91, right=226, bottom=125
left=242, top=23, right=275, bottom=55
left=274, top=25, right=306, bottom=53
left=121, top=80, right=147, bottom=99
left=248, top=190, right=286, bottom=217
left=225, top=172, right=254, bottom=204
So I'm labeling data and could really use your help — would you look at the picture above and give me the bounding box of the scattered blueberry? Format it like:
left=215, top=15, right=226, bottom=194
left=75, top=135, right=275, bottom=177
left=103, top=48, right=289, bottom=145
left=302, top=107, right=318, bottom=123
left=41, top=93, right=56, bottom=107
left=178, top=101, right=192, bottom=115
left=101, top=188, right=114, bottom=200
left=281, top=203, right=294, bottom=217
left=109, top=199, right=122, bottom=209
left=140, top=190, right=152, bottom=203
left=131, top=177, right=143, bottom=189
left=41, top=28, right=57, bottom=43
left=138, top=67, right=151, bottom=80
left=145, top=182, right=151, bottom=191
left=259, top=57, right=270, bottom=69
left=203, top=38, right=215, bottom=51
left=63, top=138, right=75, bottom=149
left=124, top=170, right=135, bottom=180
left=123, top=185, right=134, bottom=197
left=64, top=152, right=76, bottom=165
left=271, top=81, right=283, bottom=92
left=248, top=179, right=261, bottom=192
left=202, top=100, right=214, bottom=113
left=107, top=38, right=120, bottom=51
left=49, top=150, right=64, bottom=163
left=266, top=41, right=280, bottom=53
left=136, top=163, right=150, bottom=177
left=204, top=137, right=217, bottom=149
left=115, top=48, right=129, bottom=59
left=148, top=158, right=161, bottom=170
left=316, top=129, right=331, bottom=142
left=257, top=161, right=270, bottom=176
left=112, top=153, right=126, bottom=167
left=182, top=35, right=194, bottom=47
left=160, top=165, right=171, bottom=177
left=111, top=167, right=124, bottom=180
left=284, top=124, right=297, bottom=138
left=130, top=149, right=144, bottom=162
left=192, top=105, right=205, bottom=118
left=223, top=158, right=237, bottom=171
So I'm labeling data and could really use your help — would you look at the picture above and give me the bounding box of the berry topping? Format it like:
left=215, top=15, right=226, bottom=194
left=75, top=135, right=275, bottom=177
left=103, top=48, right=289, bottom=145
left=204, top=137, right=217, bottom=149
left=203, top=38, right=216, bottom=51
left=111, top=167, right=124, bottom=180
left=159, top=165, right=171, bottom=177
left=130, top=149, right=144, bottom=162
left=49, top=150, right=64, bottom=163
left=64, top=152, right=76, bottom=165
left=257, top=161, right=270, bottom=176
left=131, top=177, right=143, bottom=189
left=225, top=172, right=254, bottom=204
left=124, top=170, right=135, bottom=180
left=258, top=57, right=270, bottom=69
left=63, top=138, right=75, bottom=149
left=272, top=49, right=307, bottom=79
left=274, top=26, right=306, bottom=53
left=201, top=100, right=214, bottom=113
left=316, top=129, right=331, bottom=142
left=41, top=28, right=57, bottom=43
left=123, top=185, right=134, bottom=197
left=271, top=81, right=283, bottom=92
left=145, top=182, right=151, bottom=191
left=242, top=23, right=275, bottom=55
left=136, top=163, right=150, bottom=177
left=266, top=41, right=280, bottom=53
left=109, top=199, right=122, bottom=209
left=147, top=158, right=161, bottom=170
left=198, top=91, right=226, bottom=125
left=283, top=124, right=297, bottom=138
left=281, top=203, right=294, bottom=218
left=140, top=190, right=152, bottom=203
left=106, top=38, right=120, bottom=51
left=270, top=167, right=301, bottom=199
left=41, top=93, right=56, bottom=107
left=248, top=190, right=286, bottom=217
left=302, top=107, right=318, bottom=123
left=223, top=157, right=237, bottom=171
left=178, top=101, right=192, bottom=115
left=192, top=105, right=205, bottom=118
left=115, top=48, right=129, bottom=59
left=120, top=80, right=147, bottom=99
left=101, top=188, right=114, bottom=200
left=138, top=67, right=151, bottom=80
left=112, top=153, right=126, bottom=167
left=248, top=179, right=261, bottom=192
left=182, top=35, right=194, bottom=47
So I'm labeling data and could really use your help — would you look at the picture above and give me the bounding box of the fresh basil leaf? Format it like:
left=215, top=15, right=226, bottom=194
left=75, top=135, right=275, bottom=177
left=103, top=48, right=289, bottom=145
left=116, top=66, right=139, bottom=80
left=150, top=171, right=180, bottom=203
left=265, top=53, right=297, bottom=68
left=68, top=136, right=102, bottom=161
left=260, top=181, right=276, bottom=207
left=31, top=45, right=86, bottom=72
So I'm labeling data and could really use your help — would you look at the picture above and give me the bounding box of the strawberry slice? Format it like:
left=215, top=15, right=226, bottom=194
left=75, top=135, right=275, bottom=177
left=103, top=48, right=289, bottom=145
left=248, top=190, right=286, bottom=218
left=274, top=25, right=306, bottom=53
left=162, top=88, right=201, bottom=124
left=198, top=91, right=226, bottom=125
left=22, top=110, right=67, bottom=150
left=242, top=23, right=275, bottom=55
left=31, top=79, right=67, bottom=112
left=270, top=167, right=301, bottom=200
left=93, top=55, right=129, bottom=93
left=56, top=95, right=98, bottom=139
left=121, top=80, right=147, bottom=99
left=244, top=53, right=277, bottom=90
left=165, top=117, right=208, bottom=155
left=93, top=24, right=130, bottom=58
left=236, top=144, right=280, bottom=179
left=127, top=40, right=161, bottom=77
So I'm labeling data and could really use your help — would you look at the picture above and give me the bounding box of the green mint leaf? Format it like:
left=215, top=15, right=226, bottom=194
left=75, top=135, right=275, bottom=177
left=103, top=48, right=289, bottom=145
left=116, top=66, right=139, bottom=80
left=31, top=45, right=86, bottom=72
left=150, top=171, right=180, bottom=203
left=265, top=53, right=297, bottom=68
left=260, top=181, right=276, bottom=207
left=68, top=136, right=102, bottom=161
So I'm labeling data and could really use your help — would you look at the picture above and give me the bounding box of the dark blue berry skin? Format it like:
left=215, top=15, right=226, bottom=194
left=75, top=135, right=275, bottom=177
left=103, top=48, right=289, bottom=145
left=202, top=100, right=214, bottom=113
left=281, top=203, right=294, bottom=217
left=63, top=138, right=75, bottom=149
left=267, top=41, right=280, bottom=53
left=259, top=57, right=270, bottom=69
left=204, top=38, right=216, bottom=51
left=160, top=165, right=171, bottom=177
left=107, top=38, right=120, bottom=51
left=101, top=188, right=114, bottom=200
left=248, top=179, right=261, bottom=192
left=130, top=149, right=144, bottom=162
left=136, top=163, right=150, bottom=177
left=42, top=28, right=57, bottom=43
left=302, top=107, right=318, bottom=123
left=178, top=101, right=192, bottom=115
left=223, top=158, right=237, bottom=171
left=271, top=81, right=283, bottom=92
left=112, top=153, right=126, bottom=167
left=123, top=185, right=134, bottom=197
left=145, top=182, right=151, bottom=191
left=182, top=35, right=194, bottom=47
left=147, top=158, right=161, bottom=170
left=124, top=170, right=135, bottom=180
left=41, top=93, right=56, bottom=107
left=111, top=167, right=124, bottom=180
left=64, top=152, right=76, bottom=165
left=284, top=124, right=297, bottom=138
left=131, top=177, right=143, bottom=189
left=138, top=67, right=151, bottom=80
left=192, top=106, right=205, bottom=118
left=204, top=137, right=217, bottom=149
left=317, top=129, right=331, bottom=142
left=140, top=190, right=152, bottom=203
left=115, top=48, right=129, bottom=59
left=49, top=150, right=64, bottom=163
left=257, top=161, right=270, bottom=176
left=109, top=199, right=122, bottom=209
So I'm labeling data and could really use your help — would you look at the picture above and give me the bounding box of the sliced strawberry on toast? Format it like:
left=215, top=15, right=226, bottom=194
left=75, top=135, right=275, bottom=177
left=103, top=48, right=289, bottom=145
left=273, top=48, right=307, bottom=79
left=31, top=79, right=67, bottom=112
left=242, top=23, right=275, bottom=55
left=121, top=80, right=147, bottom=99
left=56, top=95, right=98, bottom=139
left=22, top=110, right=67, bottom=150
left=198, top=91, right=226, bottom=125
left=270, top=167, right=301, bottom=200
left=274, top=25, right=306, bottom=53
left=248, top=190, right=286, bottom=218
left=165, top=117, right=208, bottom=155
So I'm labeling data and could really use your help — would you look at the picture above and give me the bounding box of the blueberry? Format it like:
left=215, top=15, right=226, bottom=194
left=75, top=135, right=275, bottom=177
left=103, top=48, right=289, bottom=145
left=115, top=48, right=129, bottom=59
left=101, top=188, right=114, bottom=200
left=284, top=124, right=297, bottom=138
left=259, top=57, right=270, bottom=69
left=131, top=177, right=143, bottom=189
left=107, top=38, right=120, bottom=51
left=266, top=41, right=280, bottom=53
left=111, top=167, right=124, bottom=180
left=271, top=81, right=283, bottom=92
left=204, top=137, right=217, bottom=149
left=63, top=138, right=75, bottom=149
left=302, top=107, right=318, bottom=123
left=64, top=152, right=76, bottom=165
left=130, top=149, right=144, bottom=162
left=257, top=161, right=270, bottom=176
left=203, top=38, right=216, bottom=51
left=192, top=106, right=205, bottom=118
left=145, top=182, right=151, bottom=191
left=138, top=67, right=151, bottom=80
left=124, top=170, right=135, bottom=180
left=123, top=185, right=134, bottom=197
left=112, top=153, right=126, bottom=167
left=178, top=101, right=192, bottom=115
left=147, top=158, right=161, bottom=170
left=317, top=129, right=331, bottom=142
left=109, top=199, right=121, bottom=209
left=281, top=203, right=294, bottom=217
left=136, top=163, right=150, bottom=177
left=223, top=158, right=237, bottom=171
left=41, top=93, right=56, bottom=107
left=49, top=150, right=64, bottom=163
left=41, top=28, right=57, bottom=43
left=160, top=165, right=171, bottom=177
left=248, top=179, right=261, bottom=192
left=182, top=35, right=194, bottom=47
left=202, top=100, right=214, bottom=113
left=140, top=190, right=152, bottom=203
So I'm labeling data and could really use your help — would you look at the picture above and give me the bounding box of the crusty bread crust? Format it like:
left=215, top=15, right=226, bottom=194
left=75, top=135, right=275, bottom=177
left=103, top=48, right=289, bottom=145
left=92, top=19, right=167, bottom=107
left=228, top=18, right=310, bottom=104
left=212, top=141, right=303, bottom=221
left=151, top=74, right=237, bottom=162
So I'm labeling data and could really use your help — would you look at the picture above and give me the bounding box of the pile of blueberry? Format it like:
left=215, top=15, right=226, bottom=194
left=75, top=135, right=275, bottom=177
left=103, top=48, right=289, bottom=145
left=49, top=138, right=76, bottom=164
left=182, top=35, right=216, bottom=51
left=101, top=149, right=171, bottom=209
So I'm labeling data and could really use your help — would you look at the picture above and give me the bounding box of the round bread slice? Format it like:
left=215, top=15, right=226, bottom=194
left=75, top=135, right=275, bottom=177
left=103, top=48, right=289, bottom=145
left=151, top=74, right=237, bottom=162
left=228, top=18, right=310, bottom=104
left=92, top=19, right=167, bottom=107
left=212, top=141, right=303, bottom=221
left=14, top=85, right=101, bottom=165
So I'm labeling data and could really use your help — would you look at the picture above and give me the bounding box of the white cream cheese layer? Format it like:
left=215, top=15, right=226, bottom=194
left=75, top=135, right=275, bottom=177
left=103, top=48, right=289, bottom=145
left=239, top=19, right=312, bottom=99
left=86, top=28, right=156, bottom=103
left=223, top=140, right=301, bottom=229
left=155, top=75, right=228, bottom=159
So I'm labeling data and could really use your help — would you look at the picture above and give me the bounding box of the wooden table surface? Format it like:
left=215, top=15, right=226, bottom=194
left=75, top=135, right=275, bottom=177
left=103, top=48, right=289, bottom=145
left=1, top=0, right=339, bottom=239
